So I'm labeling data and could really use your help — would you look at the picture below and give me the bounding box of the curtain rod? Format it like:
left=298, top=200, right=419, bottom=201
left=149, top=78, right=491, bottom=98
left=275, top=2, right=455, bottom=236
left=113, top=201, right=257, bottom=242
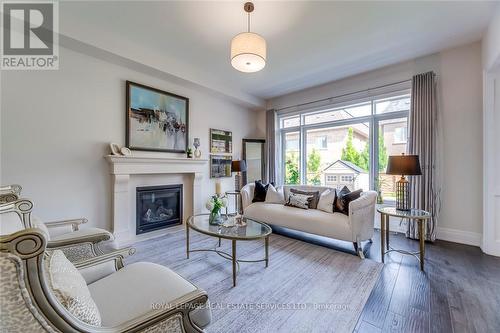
left=275, top=79, right=412, bottom=113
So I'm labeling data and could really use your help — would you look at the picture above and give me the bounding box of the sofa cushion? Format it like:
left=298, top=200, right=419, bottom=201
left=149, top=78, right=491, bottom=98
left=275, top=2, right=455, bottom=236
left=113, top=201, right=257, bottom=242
left=285, top=193, right=311, bottom=209
left=88, top=262, right=211, bottom=328
left=252, top=180, right=272, bottom=203
left=290, top=188, right=320, bottom=209
left=334, top=186, right=363, bottom=215
left=317, top=189, right=336, bottom=213
left=265, top=185, right=285, bottom=204
left=245, top=203, right=352, bottom=241
left=45, top=250, right=102, bottom=326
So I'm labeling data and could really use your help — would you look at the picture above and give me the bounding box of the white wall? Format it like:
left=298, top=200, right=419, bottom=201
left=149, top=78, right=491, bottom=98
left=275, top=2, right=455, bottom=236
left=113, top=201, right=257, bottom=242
left=1, top=46, right=259, bottom=231
left=267, top=42, right=484, bottom=245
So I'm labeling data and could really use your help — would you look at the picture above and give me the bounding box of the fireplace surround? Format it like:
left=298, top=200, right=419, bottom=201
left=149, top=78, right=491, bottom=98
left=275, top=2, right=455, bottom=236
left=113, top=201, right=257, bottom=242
left=106, top=155, right=208, bottom=245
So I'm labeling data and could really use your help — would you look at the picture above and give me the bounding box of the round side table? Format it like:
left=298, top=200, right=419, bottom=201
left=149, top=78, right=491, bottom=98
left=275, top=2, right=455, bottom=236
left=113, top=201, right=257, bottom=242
left=377, top=206, right=431, bottom=271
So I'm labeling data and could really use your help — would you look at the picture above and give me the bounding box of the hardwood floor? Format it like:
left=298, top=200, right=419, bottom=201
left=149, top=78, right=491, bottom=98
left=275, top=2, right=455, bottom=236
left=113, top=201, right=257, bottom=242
left=270, top=226, right=500, bottom=332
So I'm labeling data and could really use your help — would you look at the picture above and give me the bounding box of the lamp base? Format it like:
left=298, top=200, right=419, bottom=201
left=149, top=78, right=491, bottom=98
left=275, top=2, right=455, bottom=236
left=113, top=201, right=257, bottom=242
left=396, top=176, right=411, bottom=211
left=234, top=173, right=241, bottom=192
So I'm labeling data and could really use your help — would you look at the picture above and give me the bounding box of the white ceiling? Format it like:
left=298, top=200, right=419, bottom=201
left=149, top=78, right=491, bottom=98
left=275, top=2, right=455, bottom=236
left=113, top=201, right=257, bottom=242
left=60, top=1, right=497, bottom=107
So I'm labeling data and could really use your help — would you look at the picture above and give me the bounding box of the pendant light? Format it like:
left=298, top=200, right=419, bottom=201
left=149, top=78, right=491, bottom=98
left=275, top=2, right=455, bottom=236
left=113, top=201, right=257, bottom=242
left=230, top=2, right=266, bottom=73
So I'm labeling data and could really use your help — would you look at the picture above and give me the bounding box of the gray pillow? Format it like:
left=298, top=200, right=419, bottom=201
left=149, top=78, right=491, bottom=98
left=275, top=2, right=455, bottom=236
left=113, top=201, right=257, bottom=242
left=285, top=193, right=312, bottom=209
left=290, top=188, right=320, bottom=209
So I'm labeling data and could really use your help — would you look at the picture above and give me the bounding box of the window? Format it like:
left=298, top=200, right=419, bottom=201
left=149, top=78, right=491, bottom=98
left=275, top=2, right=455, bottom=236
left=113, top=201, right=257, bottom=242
left=393, top=127, right=408, bottom=144
left=341, top=175, right=354, bottom=182
left=377, top=118, right=408, bottom=202
left=278, top=91, right=410, bottom=197
left=326, top=175, right=337, bottom=182
left=316, top=136, right=328, bottom=149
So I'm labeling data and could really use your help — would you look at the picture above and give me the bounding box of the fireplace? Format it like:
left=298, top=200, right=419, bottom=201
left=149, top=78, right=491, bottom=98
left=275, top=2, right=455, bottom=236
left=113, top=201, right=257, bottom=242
left=136, top=185, right=183, bottom=235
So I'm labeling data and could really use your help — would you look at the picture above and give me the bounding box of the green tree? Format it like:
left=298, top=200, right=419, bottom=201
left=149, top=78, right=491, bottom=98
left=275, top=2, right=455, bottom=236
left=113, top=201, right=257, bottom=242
left=345, top=129, right=388, bottom=172
left=285, top=151, right=299, bottom=184
left=358, top=144, right=369, bottom=171
left=341, top=128, right=361, bottom=167
left=307, top=148, right=321, bottom=185
left=378, top=132, right=388, bottom=171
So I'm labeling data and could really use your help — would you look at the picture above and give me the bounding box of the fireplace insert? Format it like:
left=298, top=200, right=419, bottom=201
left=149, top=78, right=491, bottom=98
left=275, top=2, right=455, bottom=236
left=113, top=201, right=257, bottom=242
left=136, top=185, right=183, bottom=235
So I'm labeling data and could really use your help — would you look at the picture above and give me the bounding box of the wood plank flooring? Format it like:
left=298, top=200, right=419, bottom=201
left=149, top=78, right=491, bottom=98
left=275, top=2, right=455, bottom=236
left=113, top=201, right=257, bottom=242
left=269, top=226, right=500, bottom=333
left=130, top=225, right=500, bottom=332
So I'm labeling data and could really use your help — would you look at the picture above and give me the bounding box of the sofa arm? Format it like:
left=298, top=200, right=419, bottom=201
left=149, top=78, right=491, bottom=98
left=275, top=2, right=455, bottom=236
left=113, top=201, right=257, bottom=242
left=241, top=183, right=255, bottom=212
left=348, top=191, right=377, bottom=242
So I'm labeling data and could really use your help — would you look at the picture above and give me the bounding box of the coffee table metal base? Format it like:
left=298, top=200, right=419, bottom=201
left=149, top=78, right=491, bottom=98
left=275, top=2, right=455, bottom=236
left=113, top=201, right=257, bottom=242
left=186, top=226, right=269, bottom=287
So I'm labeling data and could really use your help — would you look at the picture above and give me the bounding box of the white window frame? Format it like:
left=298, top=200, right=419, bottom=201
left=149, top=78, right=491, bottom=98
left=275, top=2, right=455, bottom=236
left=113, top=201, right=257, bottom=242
left=277, top=89, right=410, bottom=190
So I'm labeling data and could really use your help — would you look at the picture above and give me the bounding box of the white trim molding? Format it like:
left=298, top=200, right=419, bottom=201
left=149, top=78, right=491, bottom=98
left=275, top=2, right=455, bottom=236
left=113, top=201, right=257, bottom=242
left=105, top=155, right=208, bottom=246
left=482, top=70, right=500, bottom=257
left=436, top=227, right=482, bottom=247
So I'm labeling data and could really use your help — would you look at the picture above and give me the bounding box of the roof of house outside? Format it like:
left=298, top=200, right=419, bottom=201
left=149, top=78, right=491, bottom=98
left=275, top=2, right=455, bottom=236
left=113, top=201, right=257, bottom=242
left=323, top=159, right=367, bottom=174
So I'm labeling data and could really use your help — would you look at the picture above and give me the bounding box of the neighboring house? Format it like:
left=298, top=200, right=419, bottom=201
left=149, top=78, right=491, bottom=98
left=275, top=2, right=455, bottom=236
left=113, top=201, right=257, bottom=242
left=285, top=118, right=407, bottom=191
left=323, top=160, right=369, bottom=191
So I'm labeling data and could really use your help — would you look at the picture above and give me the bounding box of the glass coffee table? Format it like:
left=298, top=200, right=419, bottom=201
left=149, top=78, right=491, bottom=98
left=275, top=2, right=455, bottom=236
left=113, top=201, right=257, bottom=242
left=186, top=214, right=272, bottom=287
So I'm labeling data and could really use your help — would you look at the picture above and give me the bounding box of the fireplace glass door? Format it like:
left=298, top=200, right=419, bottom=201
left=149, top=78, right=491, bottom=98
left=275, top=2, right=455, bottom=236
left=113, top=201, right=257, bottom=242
left=136, top=185, right=182, bottom=235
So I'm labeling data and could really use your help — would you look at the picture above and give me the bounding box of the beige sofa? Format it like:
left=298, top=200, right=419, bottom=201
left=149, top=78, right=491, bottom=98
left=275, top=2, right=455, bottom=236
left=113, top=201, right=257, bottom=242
left=241, top=184, right=377, bottom=258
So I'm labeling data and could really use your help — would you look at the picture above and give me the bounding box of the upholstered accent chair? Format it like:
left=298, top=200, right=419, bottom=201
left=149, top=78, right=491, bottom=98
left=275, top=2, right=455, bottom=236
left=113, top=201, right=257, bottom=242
left=0, top=185, right=118, bottom=262
left=0, top=228, right=211, bottom=332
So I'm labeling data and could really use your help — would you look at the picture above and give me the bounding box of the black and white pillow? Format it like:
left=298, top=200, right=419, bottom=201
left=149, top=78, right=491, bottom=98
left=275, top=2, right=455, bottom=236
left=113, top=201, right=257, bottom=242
left=290, top=188, right=320, bottom=209
left=285, top=193, right=313, bottom=210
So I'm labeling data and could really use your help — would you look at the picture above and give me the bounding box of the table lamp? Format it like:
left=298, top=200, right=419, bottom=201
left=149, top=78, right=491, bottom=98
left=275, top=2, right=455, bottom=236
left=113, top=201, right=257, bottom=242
left=231, top=160, right=247, bottom=192
left=386, top=154, right=422, bottom=211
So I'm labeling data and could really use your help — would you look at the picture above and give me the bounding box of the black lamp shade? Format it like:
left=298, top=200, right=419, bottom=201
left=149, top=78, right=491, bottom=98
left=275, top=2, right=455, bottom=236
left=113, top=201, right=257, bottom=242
left=386, top=155, right=422, bottom=176
left=231, top=160, right=247, bottom=173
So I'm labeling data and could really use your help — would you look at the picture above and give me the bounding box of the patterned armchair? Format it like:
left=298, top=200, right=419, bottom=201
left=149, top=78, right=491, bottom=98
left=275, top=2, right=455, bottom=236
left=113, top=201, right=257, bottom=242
left=0, top=228, right=211, bottom=332
left=0, top=184, right=117, bottom=262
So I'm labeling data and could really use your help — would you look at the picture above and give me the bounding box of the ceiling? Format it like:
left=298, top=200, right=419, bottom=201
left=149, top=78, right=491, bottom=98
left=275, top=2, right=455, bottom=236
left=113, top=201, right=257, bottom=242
left=60, top=1, right=497, bottom=107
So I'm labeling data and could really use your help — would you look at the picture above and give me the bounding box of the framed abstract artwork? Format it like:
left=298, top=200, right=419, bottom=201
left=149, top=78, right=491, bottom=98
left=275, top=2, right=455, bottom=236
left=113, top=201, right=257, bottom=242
left=210, top=129, right=232, bottom=154
left=126, top=81, right=189, bottom=153
left=210, top=155, right=232, bottom=178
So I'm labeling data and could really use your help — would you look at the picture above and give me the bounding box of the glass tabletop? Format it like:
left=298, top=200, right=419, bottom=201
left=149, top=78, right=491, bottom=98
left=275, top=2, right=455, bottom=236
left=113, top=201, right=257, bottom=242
left=377, top=206, right=431, bottom=219
left=187, top=214, right=272, bottom=240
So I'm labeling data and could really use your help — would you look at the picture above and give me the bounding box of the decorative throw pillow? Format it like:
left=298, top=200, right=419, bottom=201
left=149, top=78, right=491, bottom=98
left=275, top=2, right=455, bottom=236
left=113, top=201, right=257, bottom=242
left=317, top=189, right=336, bottom=213
left=265, top=185, right=285, bottom=204
left=290, top=188, right=320, bottom=209
left=45, top=250, right=102, bottom=326
left=252, top=180, right=274, bottom=203
left=334, top=186, right=363, bottom=216
left=285, top=193, right=312, bottom=210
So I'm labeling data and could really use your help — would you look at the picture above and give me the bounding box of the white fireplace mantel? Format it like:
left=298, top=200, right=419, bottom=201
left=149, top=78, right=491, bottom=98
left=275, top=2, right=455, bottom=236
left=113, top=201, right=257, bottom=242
left=105, top=155, right=208, bottom=245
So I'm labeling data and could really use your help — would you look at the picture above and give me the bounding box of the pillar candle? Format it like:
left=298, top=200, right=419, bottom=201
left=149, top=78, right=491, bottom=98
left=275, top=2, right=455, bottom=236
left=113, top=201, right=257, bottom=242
left=215, top=182, right=221, bottom=195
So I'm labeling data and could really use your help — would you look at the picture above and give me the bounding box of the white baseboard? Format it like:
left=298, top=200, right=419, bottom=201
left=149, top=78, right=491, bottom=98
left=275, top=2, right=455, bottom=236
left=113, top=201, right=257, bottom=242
left=436, top=227, right=482, bottom=247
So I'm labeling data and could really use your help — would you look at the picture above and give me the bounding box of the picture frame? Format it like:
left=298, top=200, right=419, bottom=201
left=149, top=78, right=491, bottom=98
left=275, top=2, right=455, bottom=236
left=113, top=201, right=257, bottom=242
left=126, top=81, right=189, bottom=153
left=210, top=128, right=232, bottom=154
left=210, top=155, right=232, bottom=178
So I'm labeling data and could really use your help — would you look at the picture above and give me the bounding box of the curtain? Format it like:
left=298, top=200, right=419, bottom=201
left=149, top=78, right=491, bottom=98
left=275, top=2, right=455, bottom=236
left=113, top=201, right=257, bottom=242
left=407, top=71, right=441, bottom=241
left=265, top=109, right=277, bottom=184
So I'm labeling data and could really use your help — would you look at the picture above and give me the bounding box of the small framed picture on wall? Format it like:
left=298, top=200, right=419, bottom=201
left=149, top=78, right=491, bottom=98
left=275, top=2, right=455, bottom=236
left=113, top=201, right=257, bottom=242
left=210, top=128, right=232, bottom=154
left=210, top=155, right=232, bottom=178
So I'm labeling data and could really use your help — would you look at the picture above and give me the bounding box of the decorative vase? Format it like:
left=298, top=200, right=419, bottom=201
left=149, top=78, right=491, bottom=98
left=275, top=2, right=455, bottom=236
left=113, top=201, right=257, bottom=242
left=194, top=147, right=202, bottom=158
left=209, top=209, right=222, bottom=225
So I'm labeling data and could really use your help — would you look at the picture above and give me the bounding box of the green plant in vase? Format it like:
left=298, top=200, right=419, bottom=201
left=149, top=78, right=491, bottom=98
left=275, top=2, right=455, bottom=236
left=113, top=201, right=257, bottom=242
left=206, top=195, right=228, bottom=225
